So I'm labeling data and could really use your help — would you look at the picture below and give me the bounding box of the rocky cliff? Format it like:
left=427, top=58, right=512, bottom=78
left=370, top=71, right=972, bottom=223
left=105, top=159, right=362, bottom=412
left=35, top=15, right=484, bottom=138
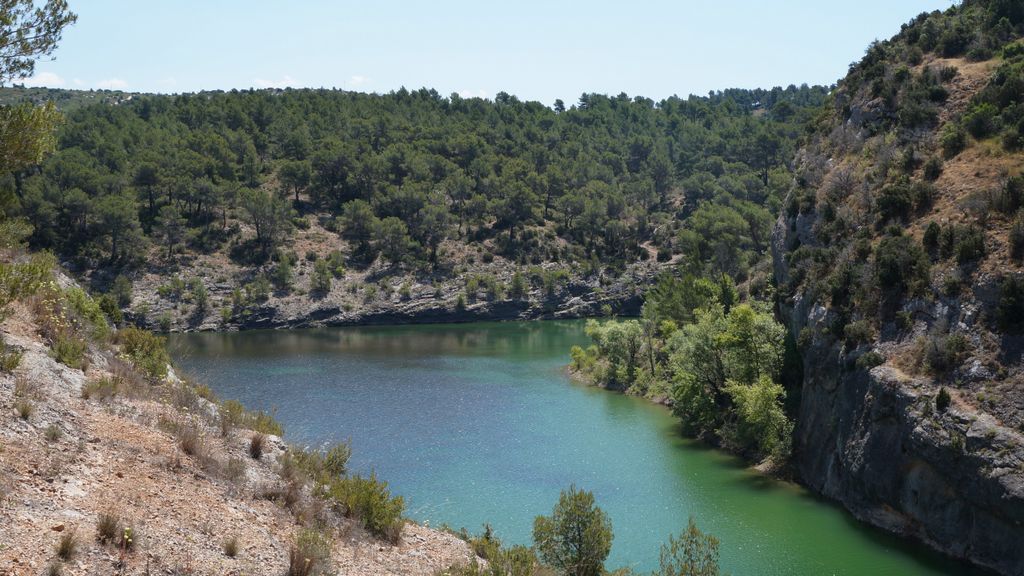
left=774, top=3, right=1024, bottom=573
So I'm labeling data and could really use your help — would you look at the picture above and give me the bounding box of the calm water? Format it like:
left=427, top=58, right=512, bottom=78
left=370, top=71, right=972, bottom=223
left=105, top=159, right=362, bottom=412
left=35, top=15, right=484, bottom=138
left=168, top=321, right=981, bottom=575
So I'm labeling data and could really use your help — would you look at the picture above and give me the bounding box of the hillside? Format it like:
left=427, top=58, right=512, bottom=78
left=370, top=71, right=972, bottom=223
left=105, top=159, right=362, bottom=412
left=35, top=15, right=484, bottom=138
left=0, top=85, right=826, bottom=331
left=773, top=1, right=1024, bottom=574
left=0, top=244, right=474, bottom=574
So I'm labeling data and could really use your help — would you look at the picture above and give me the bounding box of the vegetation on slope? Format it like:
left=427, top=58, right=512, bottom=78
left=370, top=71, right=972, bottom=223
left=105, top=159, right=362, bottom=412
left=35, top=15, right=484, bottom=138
left=776, top=0, right=1024, bottom=430
left=0, top=81, right=826, bottom=328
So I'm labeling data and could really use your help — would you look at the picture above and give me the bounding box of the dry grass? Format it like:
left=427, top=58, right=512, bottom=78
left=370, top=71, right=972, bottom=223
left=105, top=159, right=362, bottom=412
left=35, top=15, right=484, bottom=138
left=249, top=433, right=265, bottom=460
left=55, top=526, right=79, bottom=560
left=95, top=510, right=120, bottom=544
left=222, top=535, right=239, bottom=558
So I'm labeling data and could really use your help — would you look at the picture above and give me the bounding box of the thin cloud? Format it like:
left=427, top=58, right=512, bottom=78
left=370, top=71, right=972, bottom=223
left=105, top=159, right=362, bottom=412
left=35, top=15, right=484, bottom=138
left=253, top=75, right=297, bottom=89
left=349, top=75, right=370, bottom=87
left=159, top=76, right=178, bottom=88
left=96, top=78, right=128, bottom=90
left=459, top=89, right=488, bottom=99
left=22, top=71, right=65, bottom=87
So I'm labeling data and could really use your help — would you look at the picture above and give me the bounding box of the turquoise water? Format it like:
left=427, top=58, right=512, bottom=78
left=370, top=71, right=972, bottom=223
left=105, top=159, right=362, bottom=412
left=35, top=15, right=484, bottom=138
left=168, top=321, right=982, bottom=575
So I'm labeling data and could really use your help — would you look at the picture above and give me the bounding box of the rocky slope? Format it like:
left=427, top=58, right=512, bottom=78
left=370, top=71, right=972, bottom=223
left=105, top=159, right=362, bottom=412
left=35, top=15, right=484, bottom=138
left=0, top=297, right=474, bottom=575
left=106, top=229, right=655, bottom=333
left=774, top=5, right=1024, bottom=573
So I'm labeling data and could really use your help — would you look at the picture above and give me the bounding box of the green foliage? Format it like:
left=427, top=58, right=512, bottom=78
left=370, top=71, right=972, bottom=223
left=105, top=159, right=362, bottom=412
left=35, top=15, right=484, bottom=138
left=532, top=485, right=612, bottom=576
left=654, top=518, right=722, bottom=576
left=996, top=275, right=1024, bottom=332
left=936, top=387, right=952, bottom=413
left=582, top=319, right=644, bottom=388
left=7, top=83, right=826, bottom=277
left=940, top=123, right=967, bottom=158
left=874, top=235, right=930, bottom=297
left=327, top=473, right=405, bottom=542
left=0, top=248, right=53, bottom=316
left=116, top=327, right=170, bottom=380
left=922, top=156, right=943, bottom=181
left=311, top=258, right=332, bottom=293
left=51, top=333, right=86, bottom=369
left=725, top=375, right=792, bottom=458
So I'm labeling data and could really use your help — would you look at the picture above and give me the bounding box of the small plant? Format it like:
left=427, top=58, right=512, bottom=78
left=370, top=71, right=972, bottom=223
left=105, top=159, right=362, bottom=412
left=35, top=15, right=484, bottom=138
left=178, top=424, right=202, bottom=456
left=15, top=399, right=32, bottom=420
left=223, top=535, right=239, bottom=558
left=96, top=511, right=120, bottom=544
left=51, top=334, right=88, bottom=370
left=44, top=424, right=62, bottom=442
left=46, top=561, right=63, bottom=576
left=287, top=529, right=332, bottom=576
left=81, top=376, right=119, bottom=401
left=55, top=526, right=79, bottom=560
left=0, top=343, right=21, bottom=373
left=249, top=433, right=266, bottom=460
left=119, top=525, right=137, bottom=552
left=936, top=387, right=952, bottom=412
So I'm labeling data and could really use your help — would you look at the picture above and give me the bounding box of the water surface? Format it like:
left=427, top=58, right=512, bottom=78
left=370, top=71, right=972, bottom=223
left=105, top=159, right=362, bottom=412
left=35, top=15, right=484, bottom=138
left=169, top=321, right=981, bottom=575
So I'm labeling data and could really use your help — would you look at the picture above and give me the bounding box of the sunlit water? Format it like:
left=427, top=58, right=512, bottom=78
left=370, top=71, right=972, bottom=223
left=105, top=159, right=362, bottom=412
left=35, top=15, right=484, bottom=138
left=168, top=321, right=983, bottom=575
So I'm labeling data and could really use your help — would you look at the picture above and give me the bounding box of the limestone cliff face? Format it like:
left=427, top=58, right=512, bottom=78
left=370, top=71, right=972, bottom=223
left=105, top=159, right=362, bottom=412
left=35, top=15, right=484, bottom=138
left=775, top=204, right=1024, bottom=574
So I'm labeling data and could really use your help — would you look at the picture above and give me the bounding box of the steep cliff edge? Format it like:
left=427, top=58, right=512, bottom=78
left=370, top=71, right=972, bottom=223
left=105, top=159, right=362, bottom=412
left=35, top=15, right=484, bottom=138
left=774, top=2, right=1024, bottom=574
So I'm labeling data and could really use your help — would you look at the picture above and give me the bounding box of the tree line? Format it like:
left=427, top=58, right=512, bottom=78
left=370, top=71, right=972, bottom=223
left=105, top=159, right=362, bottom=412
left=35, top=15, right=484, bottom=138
left=0, top=83, right=826, bottom=281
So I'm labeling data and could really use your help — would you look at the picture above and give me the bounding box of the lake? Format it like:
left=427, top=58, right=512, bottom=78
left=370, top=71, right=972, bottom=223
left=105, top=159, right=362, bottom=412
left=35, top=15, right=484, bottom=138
left=168, top=320, right=981, bottom=575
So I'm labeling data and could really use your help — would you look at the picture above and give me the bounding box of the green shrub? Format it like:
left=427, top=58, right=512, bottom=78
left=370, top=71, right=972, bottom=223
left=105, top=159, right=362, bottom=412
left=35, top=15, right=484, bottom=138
left=963, top=102, right=999, bottom=138
left=996, top=275, right=1024, bottom=332
left=532, top=485, right=612, bottom=576
left=991, top=176, right=1024, bottom=214
left=940, top=123, right=967, bottom=158
left=875, top=235, right=930, bottom=297
left=1011, top=213, right=1024, bottom=261
left=843, top=320, right=874, bottom=344
left=923, top=156, right=943, bottom=181
left=922, top=330, right=969, bottom=377
left=117, top=327, right=170, bottom=380
left=52, top=333, right=88, bottom=370
left=111, top=275, right=133, bottom=307
left=311, top=259, right=332, bottom=293
left=0, top=343, right=21, bottom=372
left=327, top=473, right=405, bottom=542
left=0, top=251, right=54, bottom=316
left=923, top=222, right=941, bottom=254
left=656, top=518, right=723, bottom=576
left=856, top=351, right=885, bottom=370
left=936, top=387, right=952, bottom=412
left=954, top=225, right=985, bottom=264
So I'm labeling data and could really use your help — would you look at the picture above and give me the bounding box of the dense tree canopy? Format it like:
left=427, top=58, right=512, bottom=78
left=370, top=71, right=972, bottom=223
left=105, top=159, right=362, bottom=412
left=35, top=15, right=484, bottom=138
left=0, top=84, right=827, bottom=276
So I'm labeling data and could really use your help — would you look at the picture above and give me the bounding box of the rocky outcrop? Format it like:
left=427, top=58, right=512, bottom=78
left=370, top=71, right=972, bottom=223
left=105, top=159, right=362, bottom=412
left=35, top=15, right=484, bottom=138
left=774, top=190, right=1024, bottom=576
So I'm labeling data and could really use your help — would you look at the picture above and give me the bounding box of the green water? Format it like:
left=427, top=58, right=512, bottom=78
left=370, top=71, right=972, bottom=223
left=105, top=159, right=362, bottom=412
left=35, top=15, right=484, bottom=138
left=168, top=321, right=980, bottom=575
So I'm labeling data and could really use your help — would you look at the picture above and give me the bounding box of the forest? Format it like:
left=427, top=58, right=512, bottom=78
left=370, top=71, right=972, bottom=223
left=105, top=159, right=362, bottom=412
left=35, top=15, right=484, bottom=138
left=0, top=84, right=827, bottom=283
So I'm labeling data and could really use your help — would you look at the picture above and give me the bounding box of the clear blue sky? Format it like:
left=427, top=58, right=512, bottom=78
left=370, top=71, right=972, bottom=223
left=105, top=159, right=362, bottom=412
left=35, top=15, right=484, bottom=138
left=23, top=0, right=954, bottom=104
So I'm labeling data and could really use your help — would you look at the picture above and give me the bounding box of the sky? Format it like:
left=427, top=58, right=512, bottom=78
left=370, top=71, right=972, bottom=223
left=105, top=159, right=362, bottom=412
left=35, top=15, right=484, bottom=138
left=21, top=0, right=955, bottom=105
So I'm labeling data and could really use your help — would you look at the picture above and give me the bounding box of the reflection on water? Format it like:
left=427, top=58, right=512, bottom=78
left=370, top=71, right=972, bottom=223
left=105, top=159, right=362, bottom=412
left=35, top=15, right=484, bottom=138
left=169, top=321, right=987, bottom=575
